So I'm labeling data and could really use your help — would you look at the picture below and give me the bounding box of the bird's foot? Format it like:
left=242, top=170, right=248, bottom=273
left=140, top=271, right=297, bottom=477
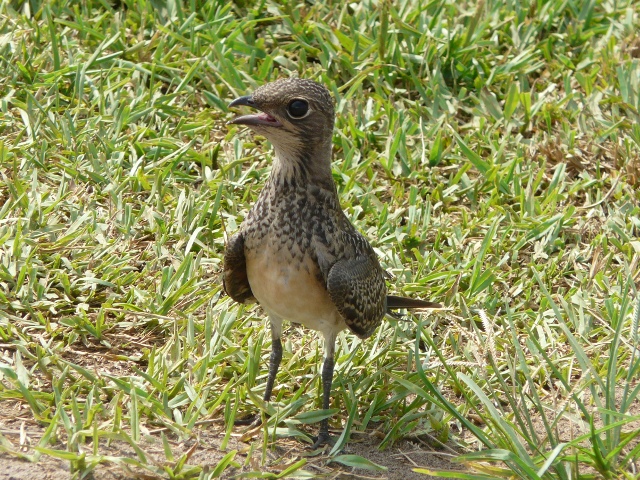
left=234, top=413, right=262, bottom=427
left=309, top=430, right=335, bottom=451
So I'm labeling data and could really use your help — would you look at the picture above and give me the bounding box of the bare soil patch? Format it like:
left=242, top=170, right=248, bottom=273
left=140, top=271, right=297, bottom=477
left=0, top=397, right=461, bottom=479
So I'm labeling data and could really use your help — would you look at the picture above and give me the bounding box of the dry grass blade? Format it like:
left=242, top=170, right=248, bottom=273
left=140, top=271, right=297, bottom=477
left=0, top=0, right=639, bottom=478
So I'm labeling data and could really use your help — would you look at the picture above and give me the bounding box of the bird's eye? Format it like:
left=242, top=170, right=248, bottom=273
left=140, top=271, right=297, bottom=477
left=287, top=99, right=309, bottom=119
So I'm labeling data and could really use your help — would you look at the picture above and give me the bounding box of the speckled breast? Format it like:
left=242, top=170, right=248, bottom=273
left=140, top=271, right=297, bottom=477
left=241, top=182, right=345, bottom=328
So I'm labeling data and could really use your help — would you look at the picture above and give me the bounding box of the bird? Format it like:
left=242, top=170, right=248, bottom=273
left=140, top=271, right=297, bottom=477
left=224, top=78, right=440, bottom=448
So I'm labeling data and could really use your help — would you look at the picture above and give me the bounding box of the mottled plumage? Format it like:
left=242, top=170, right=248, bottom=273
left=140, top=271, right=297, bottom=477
left=225, top=78, right=439, bottom=447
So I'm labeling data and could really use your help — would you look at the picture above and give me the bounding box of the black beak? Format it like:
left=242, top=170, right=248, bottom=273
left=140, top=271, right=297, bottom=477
left=227, top=94, right=283, bottom=128
left=228, top=95, right=255, bottom=109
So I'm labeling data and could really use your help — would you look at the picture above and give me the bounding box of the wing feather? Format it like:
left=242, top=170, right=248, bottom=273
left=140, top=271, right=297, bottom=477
left=324, top=231, right=387, bottom=339
left=223, top=231, right=255, bottom=304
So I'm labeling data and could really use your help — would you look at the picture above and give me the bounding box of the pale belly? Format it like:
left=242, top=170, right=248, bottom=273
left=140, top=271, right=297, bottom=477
left=245, top=246, right=346, bottom=335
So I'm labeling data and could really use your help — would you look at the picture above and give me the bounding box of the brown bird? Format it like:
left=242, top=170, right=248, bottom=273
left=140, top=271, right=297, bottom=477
left=224, top=78, right=439, bottom=448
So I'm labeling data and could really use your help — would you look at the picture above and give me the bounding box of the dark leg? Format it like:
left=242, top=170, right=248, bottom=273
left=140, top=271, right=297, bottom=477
left=311, top=333, right=336, bottom=449
left=235, top=317, right=282, bottom=426
left=264, top=337, right=282, bottom=401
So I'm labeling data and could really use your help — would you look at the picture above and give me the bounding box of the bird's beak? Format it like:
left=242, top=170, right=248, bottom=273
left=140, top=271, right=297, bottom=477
left=228, top=95, right=254, bottom=108
left=227, top=95, right=283, bottom=127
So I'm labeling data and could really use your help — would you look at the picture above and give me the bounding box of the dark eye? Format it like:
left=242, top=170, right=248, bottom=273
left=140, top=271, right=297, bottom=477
left=287, top=99, right=309, bottom=119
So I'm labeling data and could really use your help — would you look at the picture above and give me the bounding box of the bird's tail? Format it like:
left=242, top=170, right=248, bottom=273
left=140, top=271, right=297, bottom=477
left=386, top=295, right=441, bottom=310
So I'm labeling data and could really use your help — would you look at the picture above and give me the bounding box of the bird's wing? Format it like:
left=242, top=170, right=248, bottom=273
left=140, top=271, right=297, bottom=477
left=223, top=231, right=256, bottom=304
left=326, top=256, right=387, bottom=338
left=323, top=230, right=387, bottom=339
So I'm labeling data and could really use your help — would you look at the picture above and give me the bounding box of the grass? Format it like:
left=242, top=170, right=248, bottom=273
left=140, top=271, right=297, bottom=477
left=0, top=0, right=639, bottom=478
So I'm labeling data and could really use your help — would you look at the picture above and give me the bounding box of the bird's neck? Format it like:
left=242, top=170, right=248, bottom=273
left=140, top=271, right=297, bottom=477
left=269, top=141, right=336, bottom=193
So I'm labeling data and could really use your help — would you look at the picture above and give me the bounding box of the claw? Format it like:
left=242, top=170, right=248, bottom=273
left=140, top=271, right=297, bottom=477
left=309, top=429, right=335, bottom=450
left=234, top=413, right=262, bottom=427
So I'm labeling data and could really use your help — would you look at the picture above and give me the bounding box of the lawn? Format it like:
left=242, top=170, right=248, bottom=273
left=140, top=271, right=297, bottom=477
left=1, top=0, right=639, bottom=478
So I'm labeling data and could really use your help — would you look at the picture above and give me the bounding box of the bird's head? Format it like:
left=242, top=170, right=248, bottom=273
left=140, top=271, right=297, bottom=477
left=227, top=78, right=335, bottom=164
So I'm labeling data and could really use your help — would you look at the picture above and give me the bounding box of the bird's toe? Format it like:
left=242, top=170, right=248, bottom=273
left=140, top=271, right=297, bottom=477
left=234, top=413, right=262, bottom=427
left=309, top=430, right=335, bottom=450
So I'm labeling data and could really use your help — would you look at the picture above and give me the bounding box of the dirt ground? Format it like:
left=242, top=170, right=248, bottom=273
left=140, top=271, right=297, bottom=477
left=0, top=398, right=463, bottom=480
left=3, top=343, right=637, bottom=480
left=3, top=385, right=640, bottom=479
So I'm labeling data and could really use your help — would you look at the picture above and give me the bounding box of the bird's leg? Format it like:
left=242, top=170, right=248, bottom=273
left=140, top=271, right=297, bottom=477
left=236, top=316, right=282, bottom=426
left=264, top=321, right=283, bottom=402
left=311, top=332, right=336, bottom=449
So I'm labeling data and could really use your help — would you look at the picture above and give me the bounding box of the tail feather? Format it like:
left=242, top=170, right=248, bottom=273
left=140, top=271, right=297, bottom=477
left=386, top=294, right=441, bottom=310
